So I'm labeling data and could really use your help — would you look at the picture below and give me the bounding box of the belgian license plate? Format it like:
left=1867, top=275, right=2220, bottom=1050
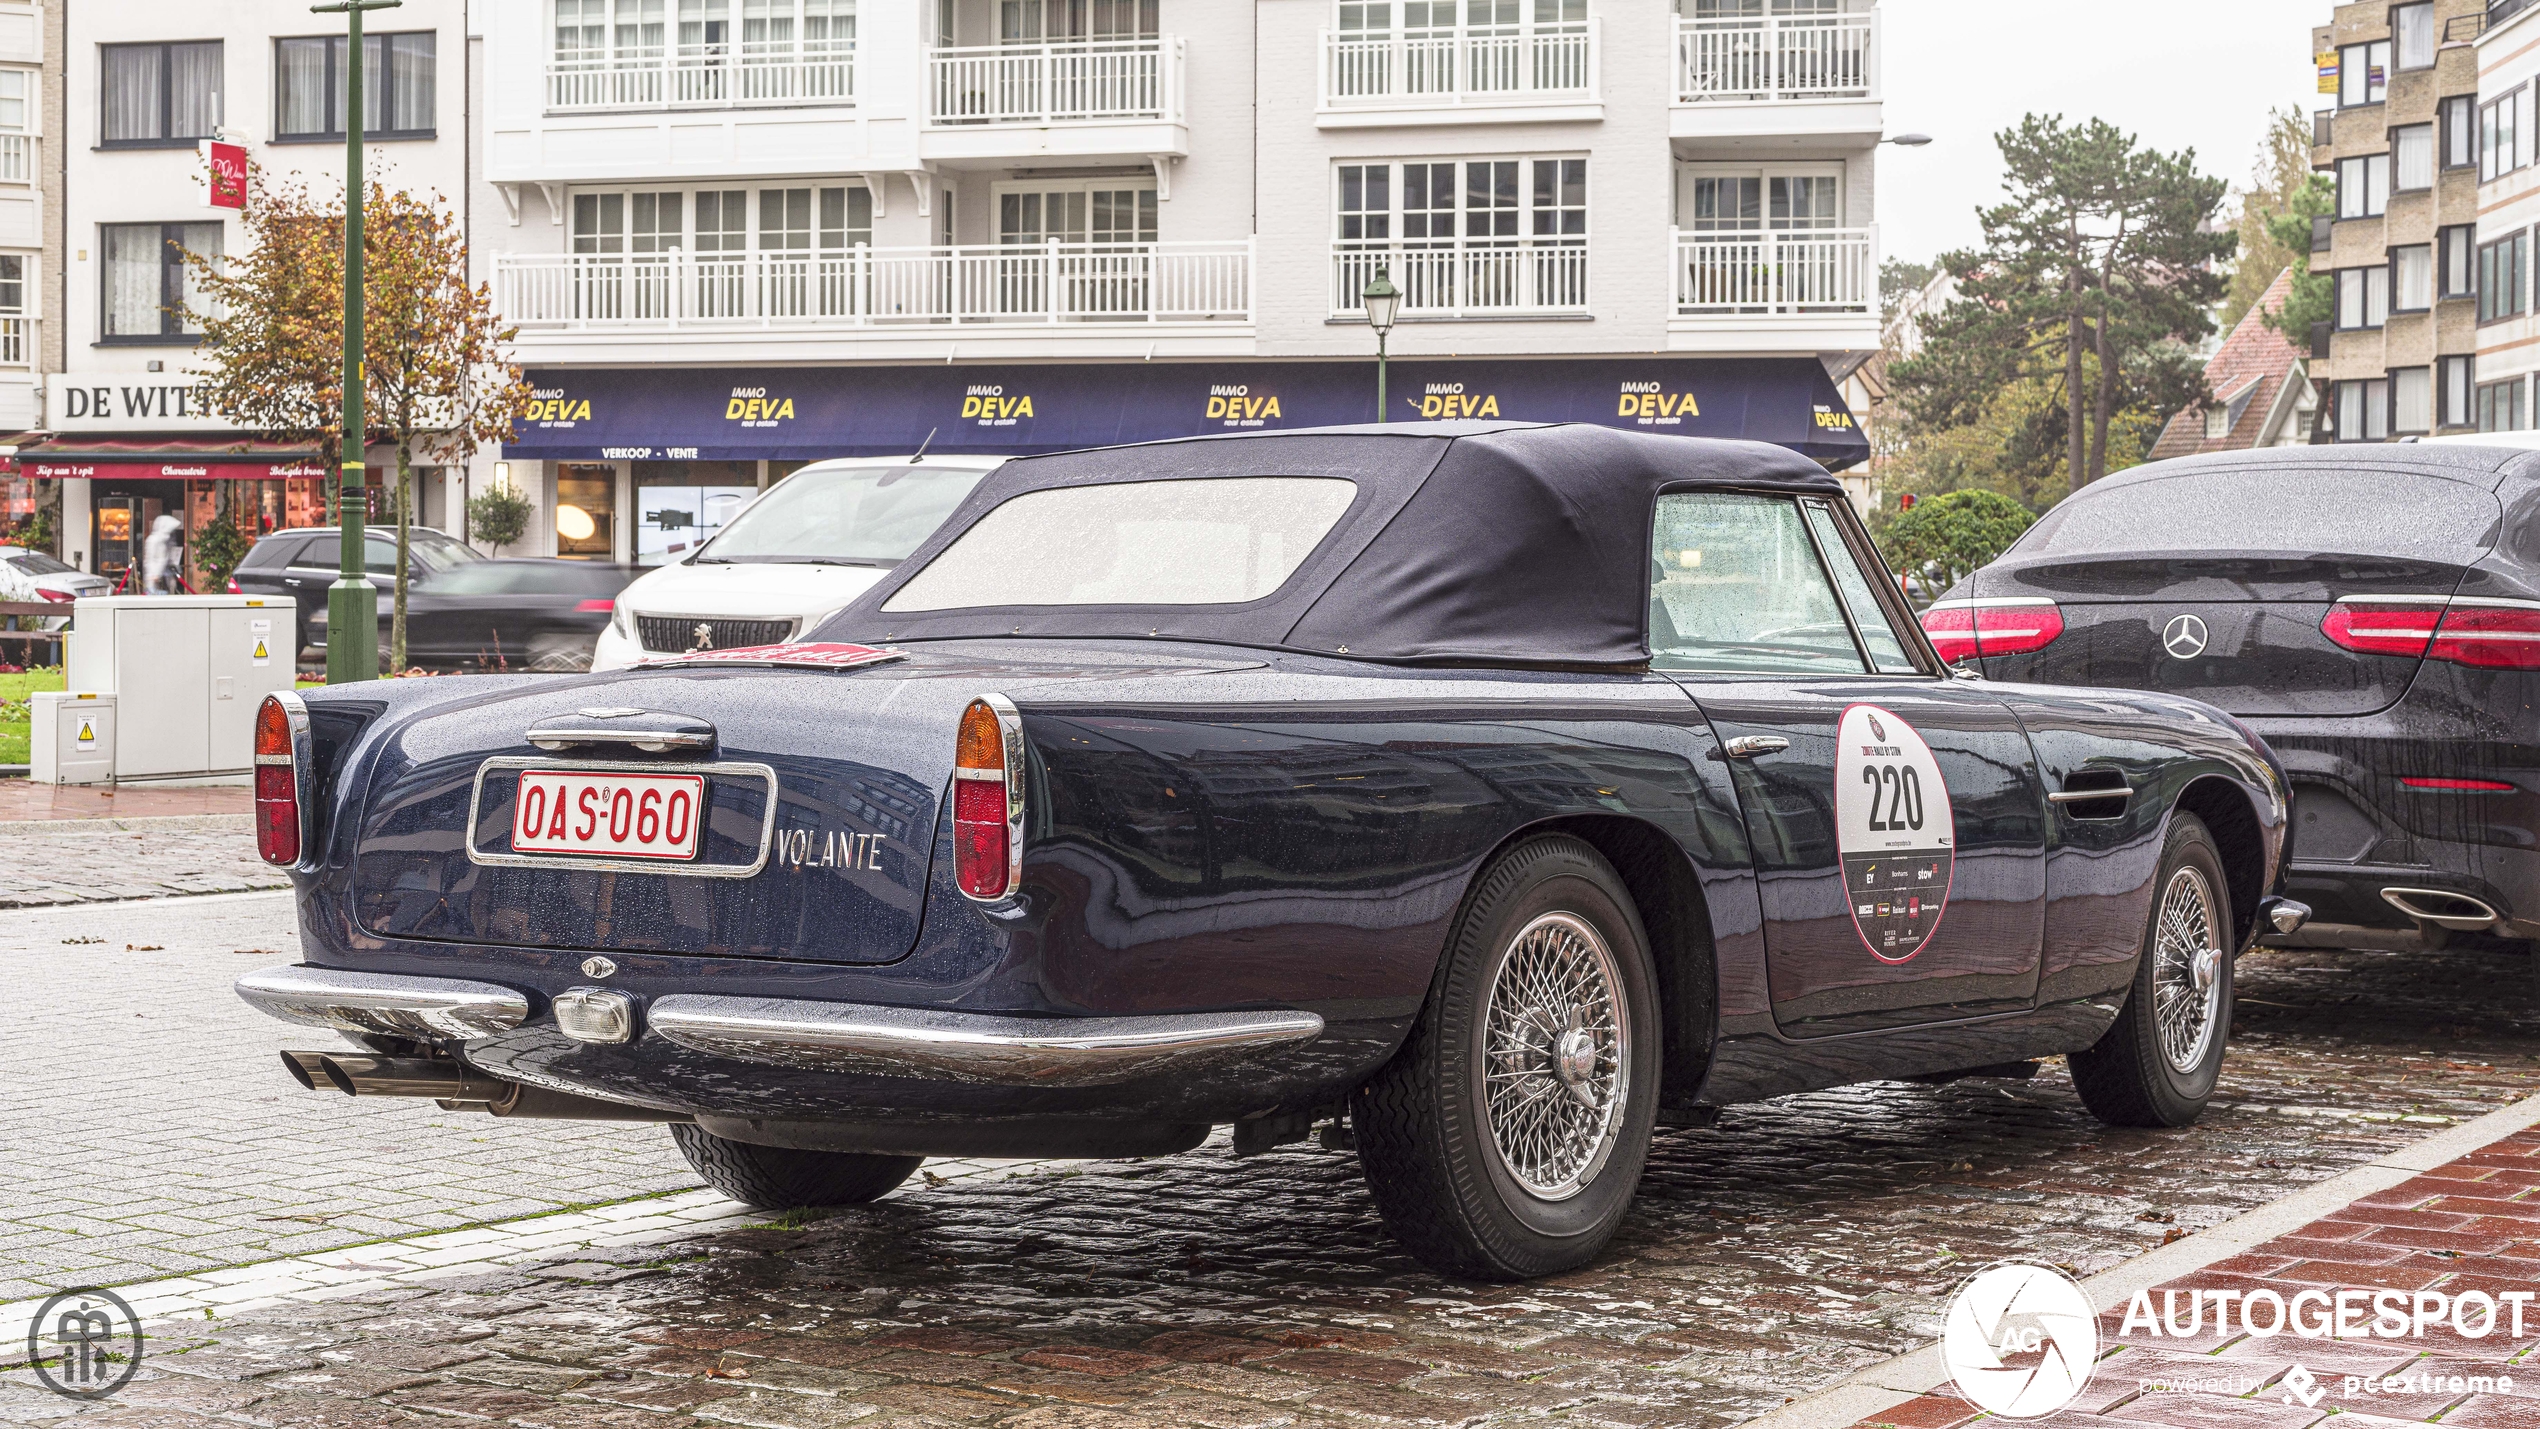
left=511, top=769, right=705, bottom=862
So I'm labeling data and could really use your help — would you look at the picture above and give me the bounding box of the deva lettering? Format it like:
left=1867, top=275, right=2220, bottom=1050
left=962, top=394, right=1036, bottom=419
left=725, top=396, right=795, bottom=421
left=1206, top=394, right=1282, bottom=420
left=1618, top=391, right=1700, bottom=419
left=1418, top=392, right=1500, bottom=418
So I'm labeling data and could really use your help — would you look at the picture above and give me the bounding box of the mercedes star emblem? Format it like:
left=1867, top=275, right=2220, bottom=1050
left=2162, top=614, right=2210, bottom=660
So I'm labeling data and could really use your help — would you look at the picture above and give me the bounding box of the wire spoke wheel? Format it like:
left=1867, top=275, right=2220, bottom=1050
left=2150, top=865, right=2223, bottom=1074
left=1478, top=911, right=1630, bottom=1201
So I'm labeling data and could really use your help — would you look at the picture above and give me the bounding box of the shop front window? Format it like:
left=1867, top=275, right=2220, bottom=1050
left=556, top=464, right=618, bottom=558
left=636, top=460, right=756, bottom=565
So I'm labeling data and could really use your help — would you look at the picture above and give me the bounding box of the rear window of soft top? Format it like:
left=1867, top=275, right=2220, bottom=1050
left=2015, top=468, right=2501, bottom=563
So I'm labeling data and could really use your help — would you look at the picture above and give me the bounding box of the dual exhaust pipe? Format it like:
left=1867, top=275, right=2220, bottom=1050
left=279, top=1050, right=686, bottom=1123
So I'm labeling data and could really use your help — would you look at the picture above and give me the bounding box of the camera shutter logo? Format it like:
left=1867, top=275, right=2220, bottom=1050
left=1942, top=1262, right=2098, bottom=1419
left=2163, top=614, right=2209, bottom=660
left=28, top=1287, right=143, bottom=1400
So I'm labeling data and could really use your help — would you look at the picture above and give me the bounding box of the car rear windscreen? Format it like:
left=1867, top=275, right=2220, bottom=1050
left=2015, top=469, right=2502, bottom=563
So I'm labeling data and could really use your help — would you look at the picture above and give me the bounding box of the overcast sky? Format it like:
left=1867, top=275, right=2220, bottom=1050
left=1877, top=0, right=2327, bottom=266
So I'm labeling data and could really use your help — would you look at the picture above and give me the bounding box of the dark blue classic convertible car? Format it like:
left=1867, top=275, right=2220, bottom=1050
left=239, top=423, right=2299, bottom=1280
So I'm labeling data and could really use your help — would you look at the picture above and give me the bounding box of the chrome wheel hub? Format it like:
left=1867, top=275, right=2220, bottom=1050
left=1480, top=911, right=1630, bottom=1201
left=2152, top=866, right=2225, bottom=1074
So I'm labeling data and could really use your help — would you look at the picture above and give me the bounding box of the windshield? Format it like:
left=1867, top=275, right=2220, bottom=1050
left=696, top=464, right=991, bottom=565
left=420, top=561, right=629, bottom=595
left=883, top=477, right=1357, bottom=611
left=2014, top=469, right=2502, bottom=563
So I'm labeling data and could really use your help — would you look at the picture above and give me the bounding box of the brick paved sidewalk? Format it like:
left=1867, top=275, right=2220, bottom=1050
left=0, top=781, right=249, bottom=822
left=0, top=813, right=289, bottom=906
left=1842, top=1114, right=2540, bottom=1429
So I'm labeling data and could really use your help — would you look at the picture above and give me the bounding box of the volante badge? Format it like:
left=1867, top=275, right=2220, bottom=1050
left=1833, top=703, right=1956, bottom=963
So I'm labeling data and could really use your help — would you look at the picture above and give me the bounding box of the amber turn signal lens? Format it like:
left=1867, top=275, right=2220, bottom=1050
left=956, top=699, right=1004, bottom=772
left=255, top=694, right=293, bottom=759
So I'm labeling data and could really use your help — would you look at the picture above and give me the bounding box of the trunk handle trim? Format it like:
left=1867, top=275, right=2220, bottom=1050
left=462, top=755, right=783, bottom=879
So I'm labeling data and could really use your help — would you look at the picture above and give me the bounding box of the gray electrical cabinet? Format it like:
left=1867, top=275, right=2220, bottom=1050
left=30, top=692, right=115, bottom=785
left=64, top=596, right=294, bottom=780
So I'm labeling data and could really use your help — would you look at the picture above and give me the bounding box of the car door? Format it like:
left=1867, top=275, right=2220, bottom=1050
left=1651, top=490, right=2050, bottom=1037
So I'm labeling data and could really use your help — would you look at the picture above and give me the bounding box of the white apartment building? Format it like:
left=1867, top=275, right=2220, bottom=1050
left=2476, top=0, right=2540, bottom=430
left=39, top=0, right=468, bottom=583
left=477, top=0, right=1884, bottom=565
left=0, top=2, right=41, bottom=435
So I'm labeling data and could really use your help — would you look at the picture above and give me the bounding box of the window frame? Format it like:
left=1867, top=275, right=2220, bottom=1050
left=2441, top=223, right=2477, bottom=298
left=2337, top=263, right=2392, bottom=330
left=99, top=40, right=223, bottom=149
left=2340, top=38, right=2391, bottom=107
left=2335, top=377, right=2393, bottom=442
left=2444, top=93, right=2477, bottom=169
left=2479, top=229, right=2531, bottom=325
left=2440, top=353, right=2474, bottom=429
left=2393, top=242, right=2433, bottom=312
left=2393, top=122, right=2435, bottom=193
left=2392, top=364, right=2433, bottom=435
left=2338, top=151, right=2392, bottom=218
left=567, top=181, right=877, bottom=254
left=97, top=220, right=220, bottom=345
left=2393, top=2, right=2435, bottom=70
left=2477, top=374, right=2530, bottom=431
left=270, top=30, right=437, bottom=143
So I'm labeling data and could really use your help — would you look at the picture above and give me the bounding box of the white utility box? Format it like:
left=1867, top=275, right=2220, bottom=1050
left=64, top=596, right=294, bottom=780
left=30, top=692, right=115, bottom=784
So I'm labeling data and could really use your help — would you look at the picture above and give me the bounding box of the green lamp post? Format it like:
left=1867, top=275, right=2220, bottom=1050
left=1362, top=268, right=1400, bottom=424
left=315, top=0, right=399, bottom=684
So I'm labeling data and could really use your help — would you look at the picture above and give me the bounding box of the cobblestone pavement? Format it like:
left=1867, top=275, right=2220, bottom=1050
left=7, top=941, right=2539, bottom=1428
left=0, top=891, right=697, bottom=1302
left=0, top=815, right=290, bottom=907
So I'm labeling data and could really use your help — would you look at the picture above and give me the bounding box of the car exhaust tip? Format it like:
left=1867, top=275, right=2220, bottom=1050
left=2380, top=887, right=2501, bottom=932
left=278, top=1049, right=333, bottom=1092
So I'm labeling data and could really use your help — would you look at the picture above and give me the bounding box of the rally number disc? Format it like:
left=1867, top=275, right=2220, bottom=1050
left=1833, top=703, right=1956, bottom=963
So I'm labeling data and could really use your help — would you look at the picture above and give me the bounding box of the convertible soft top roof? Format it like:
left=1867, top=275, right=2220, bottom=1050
left=817, top=421, right=1843, bottom=668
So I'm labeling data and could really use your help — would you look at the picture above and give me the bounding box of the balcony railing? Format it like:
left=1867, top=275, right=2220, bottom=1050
left=0, top=134, right=31, bottom=184
left=928, top=38, right=1179, bottom=125
left=1319, top=20, right=1596, bottom=108
left=1676, top=12, right=1875, bottom=103
left=546, top=40, right=855, bottom=112
left=1330, top=239, right=1589, bottom=319
left=1673, top=228, right=1875, bottom=316
left=495, top=241, right=1250, bottom=331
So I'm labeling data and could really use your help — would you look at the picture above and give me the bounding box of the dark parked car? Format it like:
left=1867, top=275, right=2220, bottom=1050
left=234, top=424, right=2291, bottom=1280
left=1923, top=444, right=2540, bottom=963
left=230, top=526, right=485, bottom=655
left=397, top=559, right=635, bottom=672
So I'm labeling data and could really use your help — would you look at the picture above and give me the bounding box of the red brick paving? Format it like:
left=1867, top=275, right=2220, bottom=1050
left=1860, top=1129, right=2540, bottom=1429
left=0, top=778, right=248, bottom=820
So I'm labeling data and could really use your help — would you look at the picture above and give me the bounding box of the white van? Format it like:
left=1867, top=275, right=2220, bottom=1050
left=590, top=454, right=1004, bottom=672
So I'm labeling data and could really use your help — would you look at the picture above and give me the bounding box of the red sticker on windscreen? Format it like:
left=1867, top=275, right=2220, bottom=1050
left=638, top=642, right=906, bottom=670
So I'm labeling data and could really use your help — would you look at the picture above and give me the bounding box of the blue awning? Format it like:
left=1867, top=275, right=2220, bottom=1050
left=503, top=357, right=1867, bottom=469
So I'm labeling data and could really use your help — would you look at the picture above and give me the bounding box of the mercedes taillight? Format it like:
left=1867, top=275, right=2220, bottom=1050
left=1919, top=598, right=2065, bottom=664
left=2325, top=597, right=2540, bottom=670
left=953, top=694, right=1023, bottom=901
left=254, top=692, right=309, bottom=865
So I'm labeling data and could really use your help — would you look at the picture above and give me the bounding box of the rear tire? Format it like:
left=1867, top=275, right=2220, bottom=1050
left=668, top=1123, right=922, bottom=1208
left=1352, top=835, right=1661, bottom=1281
left=2069, top=811, right=2234, bottom=1128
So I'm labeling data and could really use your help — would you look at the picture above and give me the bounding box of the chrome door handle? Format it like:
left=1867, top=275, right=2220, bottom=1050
left=2048, top=786, right=2133, bottom=805
left=1720, top=735, right=1790, bottom=760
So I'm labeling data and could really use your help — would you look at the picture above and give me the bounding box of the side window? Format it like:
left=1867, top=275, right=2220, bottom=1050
left=1801, top=498, right=1920, bottom=674
left=1647, top=493, right=1868, bottom=675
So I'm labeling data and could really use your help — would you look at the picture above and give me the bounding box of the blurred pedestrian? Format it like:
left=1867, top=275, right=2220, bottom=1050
left=142, top=514, right=182, bottom=594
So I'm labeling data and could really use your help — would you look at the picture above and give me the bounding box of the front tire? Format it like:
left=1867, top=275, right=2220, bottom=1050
left=1353, top=835, right=1661, bottom=1281
left=668, top=1124, right=922, bottom=1208
left=2069, top=811, right=2235, bottom=1128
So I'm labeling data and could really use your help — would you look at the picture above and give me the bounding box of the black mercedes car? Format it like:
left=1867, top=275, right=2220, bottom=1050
left=233, top=424, right=2292, bottom=1280
left=1925, top=444, right=2540, bottom=963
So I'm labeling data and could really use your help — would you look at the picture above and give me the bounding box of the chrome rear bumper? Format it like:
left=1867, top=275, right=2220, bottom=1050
left=235, top=966, right=1325, bottom=1088
left=235, top=966, right=530, bottom=1040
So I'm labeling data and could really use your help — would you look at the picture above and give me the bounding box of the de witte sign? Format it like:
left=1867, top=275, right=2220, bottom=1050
left=44, top=375, right=230, bottom=433
left=199, top=141, right=247, bottom=211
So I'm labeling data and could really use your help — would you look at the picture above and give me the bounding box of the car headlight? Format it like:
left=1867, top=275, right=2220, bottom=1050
left=612, top=602, right=634, bottom=640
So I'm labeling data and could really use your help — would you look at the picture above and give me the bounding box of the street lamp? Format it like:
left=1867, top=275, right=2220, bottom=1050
left=1362, top=268, right=1401, bottom=424
left=316, top=0, right=399, bottom=684
left=1883, top=133, right=1934, bottom=147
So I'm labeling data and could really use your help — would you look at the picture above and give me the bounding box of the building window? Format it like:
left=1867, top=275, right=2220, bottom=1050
left=2338, top=265, right=2391, bottom=329
left=554, top=464, right=617, bottom=560
left=2340, top=39, right=2390, bottom=107
left=2478, top=376, right=2529, bottom=431
left=101, top=41, right=221, bottom=146
left=2394, top=244, right=2432, bottom=310
left=0, top=70, right=29, bottom=134
left=2484, top=85, right=2539, bottom=182
left=572, top=183, right=873, bottom=252
left=101, top=222, right=221, bottom=341
left=2339, top=152, right=2391, bottom=218
left=2338, top=378, right=2390, bottom=441
left=2394, top=124, right=2434, bottom=191
left=553, top=0, right=860, bottom=68
left=997, top=183, right=1154, bottom=245
left=1335, top=155, right=1594, bottom=312
left=2203, top=403, right=2230, bottom=439
left=2480, top=230, right=2530, bottom=323
left=2441, top=354, right=2474, bottom=428
left=2442, top=224, right=2476, bottom=297
left=2393, top=366, right=2432, bottom=434
left=275, top=31, right=435, bottom=140
left=2445, top=94, right=2477, bottom=168
left=2394, top=3, right=2434, bottom=69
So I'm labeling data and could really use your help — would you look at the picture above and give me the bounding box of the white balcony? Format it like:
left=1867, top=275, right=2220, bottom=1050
left=546, top=41, right=855, bottom=113
left=1669, top=226, right=1878, bottom=353
left=1672, top=11, right=1880, bottom=141
left=1330, top=239, right=1589, bottom=321
left=0, top=133, right=31, bottom=184
left=1317, top=21, right=1600, bottom=126
left=497, top=241, right=1249, bottom=338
